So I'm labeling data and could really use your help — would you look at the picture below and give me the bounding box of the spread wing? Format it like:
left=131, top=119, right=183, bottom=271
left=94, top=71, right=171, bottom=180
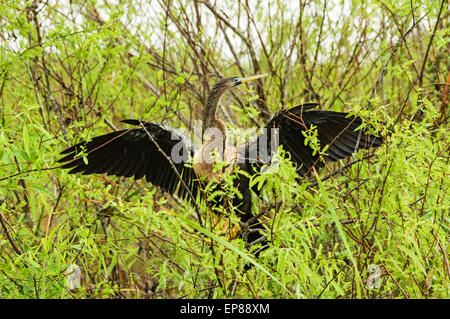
left=239, top=103, right=383, bottom=177
left=58, top=120, right=198, bottom=198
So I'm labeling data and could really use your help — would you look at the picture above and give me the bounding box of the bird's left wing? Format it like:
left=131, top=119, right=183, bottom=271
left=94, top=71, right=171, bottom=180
left=58, top=120, right=198, bottom=198
left=238, top=103, right=383, bottom=178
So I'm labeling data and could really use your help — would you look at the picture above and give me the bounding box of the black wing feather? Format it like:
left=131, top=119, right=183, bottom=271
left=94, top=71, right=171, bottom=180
left=58, top=121, right=198, bottom=199
left=239, top=104, right=384, bottom=178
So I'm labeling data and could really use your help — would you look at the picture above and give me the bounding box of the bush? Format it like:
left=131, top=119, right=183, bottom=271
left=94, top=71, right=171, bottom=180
left=0, top=0, right=448, bottom=298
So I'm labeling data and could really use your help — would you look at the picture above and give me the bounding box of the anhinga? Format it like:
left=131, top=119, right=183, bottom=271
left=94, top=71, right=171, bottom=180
left=59, top=74, right=383, bottom=252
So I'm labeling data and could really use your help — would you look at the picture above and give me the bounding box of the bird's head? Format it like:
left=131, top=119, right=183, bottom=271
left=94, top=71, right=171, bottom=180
left=211, top=74, right=267, bottom=92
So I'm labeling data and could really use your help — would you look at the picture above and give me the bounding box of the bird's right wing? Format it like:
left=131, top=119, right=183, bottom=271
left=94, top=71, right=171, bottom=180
left=58, top=120, right=199, bottom=199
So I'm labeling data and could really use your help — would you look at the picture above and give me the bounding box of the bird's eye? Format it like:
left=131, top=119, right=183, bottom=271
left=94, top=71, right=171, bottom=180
left=233, top=77, right=242, bottom=86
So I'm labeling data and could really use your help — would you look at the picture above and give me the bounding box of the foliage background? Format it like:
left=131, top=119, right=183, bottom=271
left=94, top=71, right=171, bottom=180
left=0, top=0, right=448, bottom=298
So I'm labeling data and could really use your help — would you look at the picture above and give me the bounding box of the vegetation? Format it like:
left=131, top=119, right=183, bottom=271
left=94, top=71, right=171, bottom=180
left=0, top=0, right=448, bottom=299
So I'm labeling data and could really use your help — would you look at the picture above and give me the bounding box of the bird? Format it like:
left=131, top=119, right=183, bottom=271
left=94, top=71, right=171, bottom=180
left=58, top=74, right=383, bottom=256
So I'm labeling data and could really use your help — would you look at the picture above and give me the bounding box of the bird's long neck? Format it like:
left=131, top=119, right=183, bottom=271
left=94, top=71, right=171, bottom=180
left=203, top=85, right=226, bottom=131
left=202, top=84, right=229, bottom=159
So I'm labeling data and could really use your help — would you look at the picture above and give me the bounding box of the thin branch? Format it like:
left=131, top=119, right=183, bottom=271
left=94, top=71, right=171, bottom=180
left=418, top=0, right=445, bottom=86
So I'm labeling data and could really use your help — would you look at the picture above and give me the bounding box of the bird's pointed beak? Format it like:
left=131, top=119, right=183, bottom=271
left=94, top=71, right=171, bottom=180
left=239, top=73, right=268, bottom=83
